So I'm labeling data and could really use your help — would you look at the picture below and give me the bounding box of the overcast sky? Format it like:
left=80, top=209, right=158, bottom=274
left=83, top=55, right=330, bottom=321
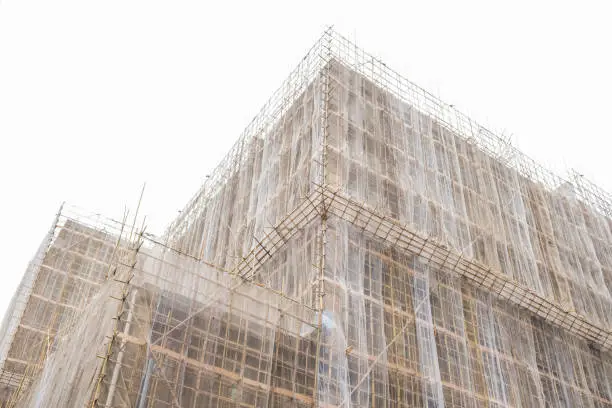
left=1, top=0, right=611, bottom=320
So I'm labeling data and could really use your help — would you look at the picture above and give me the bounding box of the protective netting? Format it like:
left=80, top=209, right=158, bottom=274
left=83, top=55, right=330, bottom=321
left=13, top=218, right=612, bottom=407
left=165, top=61, right=325, bottom=268
left=0, top=209, right=122, bottom=406
left=18, top=222, right=319, bottom=407
left=325, top=60, right=612, bottom=330
left=2, top=29, right=612, bottom=407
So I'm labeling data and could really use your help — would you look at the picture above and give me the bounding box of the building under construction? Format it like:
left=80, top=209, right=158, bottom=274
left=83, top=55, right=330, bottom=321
left=1, top=29, right=611, bottom=407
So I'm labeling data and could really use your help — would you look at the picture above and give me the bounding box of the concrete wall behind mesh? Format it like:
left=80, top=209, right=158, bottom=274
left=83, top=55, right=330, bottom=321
left=0, top=218, right=118, bottom=405
left=17, top=219, right=612, bottom=408
left=19, top=225, right=320, bottom=407
left=321, top=219, right=612, bottom=407
left=326, top=60, right=612, bottom=329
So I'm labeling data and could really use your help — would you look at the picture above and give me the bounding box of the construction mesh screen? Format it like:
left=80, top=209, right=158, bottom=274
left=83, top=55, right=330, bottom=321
left=2, top=29, right=612, bottom=407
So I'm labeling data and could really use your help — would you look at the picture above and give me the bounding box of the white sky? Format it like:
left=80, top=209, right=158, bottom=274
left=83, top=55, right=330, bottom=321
left=1, top=0, right=611, bottom=320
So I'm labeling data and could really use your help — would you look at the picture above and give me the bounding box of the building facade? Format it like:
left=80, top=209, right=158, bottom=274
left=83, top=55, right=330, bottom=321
left=2, top=30, right=612, bottom=407
left=0, top=211, right=121, bottom=407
